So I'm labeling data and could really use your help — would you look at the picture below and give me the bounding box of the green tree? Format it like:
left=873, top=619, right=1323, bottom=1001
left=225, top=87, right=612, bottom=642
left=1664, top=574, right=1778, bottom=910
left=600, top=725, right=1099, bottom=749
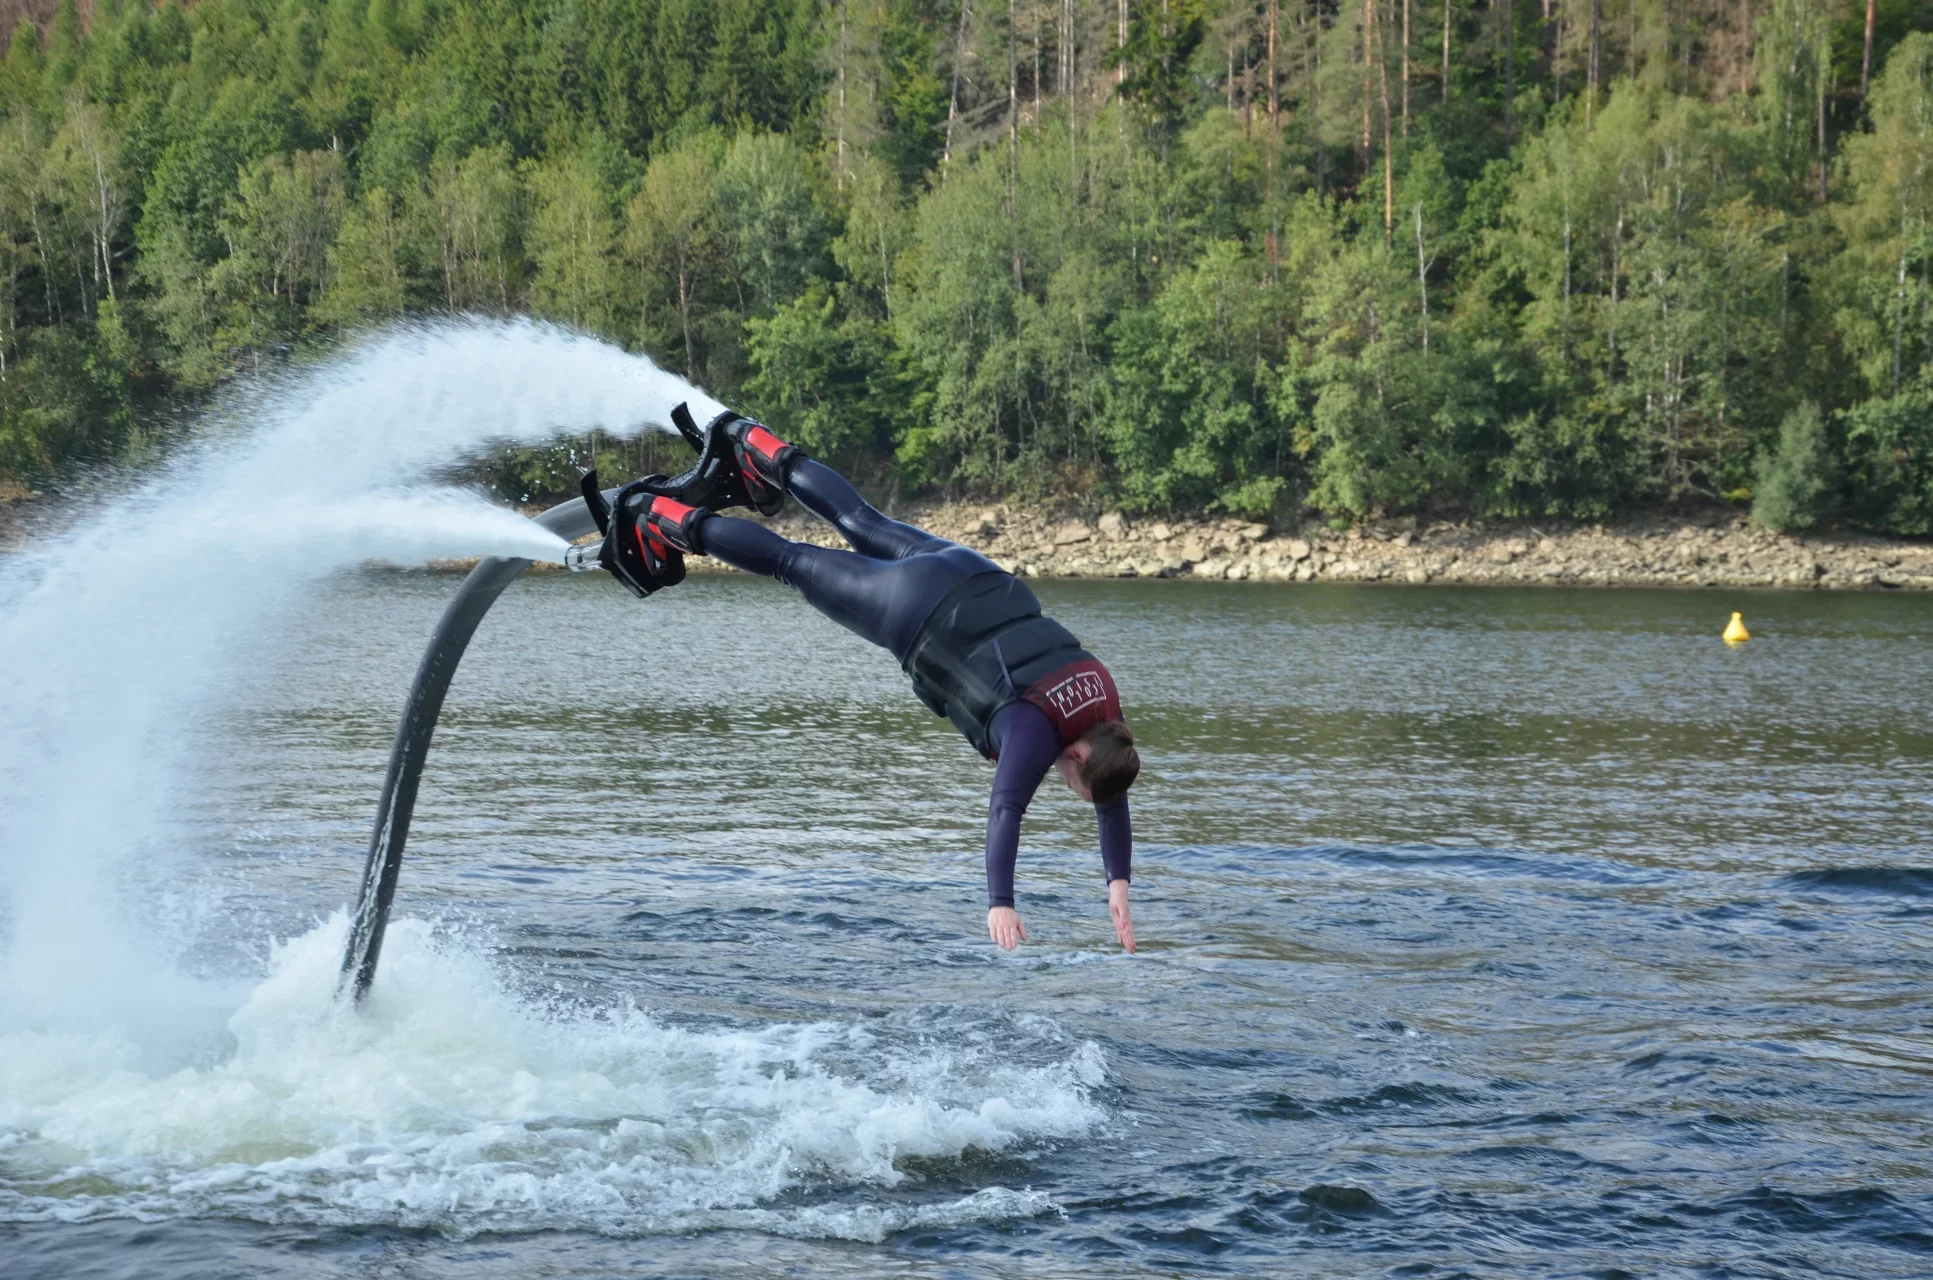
left=1755, top=0, right=1834, bottom=198
left=744, top=277, right=907, bottom=464
left=426, top=144, right=524, bottom=312
left=714, top=129, right=830, bottom=314
left=895, top=145, right=1021, bottom=485
left=1106, top=239, right=1289, bottom=514
left=525, top=151, right=619, bottom=334
left=625, top=133, right=724, bottom=375
left=1298, top=227, right=1475, bottom=518
left=1834, top=31, right=1933, bottom=402
left=319, top=185, right=408, bottom=324
left=1752, top=399, right=1836, bottom=530
left=1116, top=0, right=1209, bottom=128
left=211, top=149, right=346, bottom=356
left=831, top=150, right=911, bottom=320
left=1499, top=87, right=1785, bottom=507
left=48, top=94, right=127, bottom=313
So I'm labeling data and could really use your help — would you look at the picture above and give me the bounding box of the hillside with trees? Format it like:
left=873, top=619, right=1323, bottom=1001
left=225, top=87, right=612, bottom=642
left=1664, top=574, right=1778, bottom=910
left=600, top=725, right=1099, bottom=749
left=3, top=0, right=1932, bottom=533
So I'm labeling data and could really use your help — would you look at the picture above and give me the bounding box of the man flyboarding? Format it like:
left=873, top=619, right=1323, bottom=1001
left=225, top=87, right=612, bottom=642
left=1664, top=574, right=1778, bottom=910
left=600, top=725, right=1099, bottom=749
left=578, top=406, right=1141, bottom=953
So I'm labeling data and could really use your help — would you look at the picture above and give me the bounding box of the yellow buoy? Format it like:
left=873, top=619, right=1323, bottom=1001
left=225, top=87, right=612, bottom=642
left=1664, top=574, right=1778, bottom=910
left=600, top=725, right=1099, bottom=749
left=1723, top=611, right=1750, bottom=644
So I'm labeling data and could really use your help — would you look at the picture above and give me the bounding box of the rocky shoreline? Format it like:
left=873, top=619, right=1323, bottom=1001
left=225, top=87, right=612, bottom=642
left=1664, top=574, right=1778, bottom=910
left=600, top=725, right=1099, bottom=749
left=664, top=501, right=1933, bottom=592
left=5, top=485, right=1928, bottom=589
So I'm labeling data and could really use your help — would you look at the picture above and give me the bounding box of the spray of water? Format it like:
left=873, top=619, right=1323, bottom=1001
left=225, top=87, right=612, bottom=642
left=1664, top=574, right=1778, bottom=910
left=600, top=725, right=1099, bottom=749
left=0, top=318, right=1104, bottom=1239
left=0, top=319, right=717, bottom=1032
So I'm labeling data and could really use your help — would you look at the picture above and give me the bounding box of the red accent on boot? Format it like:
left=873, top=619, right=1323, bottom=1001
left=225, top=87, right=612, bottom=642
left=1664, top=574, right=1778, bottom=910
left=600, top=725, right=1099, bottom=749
left=646, top=495, right=705, bottom=555
left=744, top=425, right=792, bottom=464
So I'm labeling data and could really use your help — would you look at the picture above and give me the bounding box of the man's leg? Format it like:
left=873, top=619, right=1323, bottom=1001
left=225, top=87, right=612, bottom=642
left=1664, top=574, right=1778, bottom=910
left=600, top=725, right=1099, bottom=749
left=692, top=515, right=908, bottom=652
left=785, top=459, right=952, bottom=561
left=721, top=418, right=948, bottom=560
left=729, top=434, right=945, bottom=562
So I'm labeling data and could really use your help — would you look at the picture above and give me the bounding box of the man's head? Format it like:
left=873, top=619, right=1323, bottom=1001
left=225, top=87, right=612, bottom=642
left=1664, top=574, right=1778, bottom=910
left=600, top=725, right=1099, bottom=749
left=1055, top=720, right=1140, bottom=804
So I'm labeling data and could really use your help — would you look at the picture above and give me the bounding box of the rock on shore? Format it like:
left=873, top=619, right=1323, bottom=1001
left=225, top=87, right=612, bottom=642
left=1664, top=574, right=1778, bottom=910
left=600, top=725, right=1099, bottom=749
left=4, top=482, right=1927, bottom=591
left=690, top=503, right=1933, bottom=592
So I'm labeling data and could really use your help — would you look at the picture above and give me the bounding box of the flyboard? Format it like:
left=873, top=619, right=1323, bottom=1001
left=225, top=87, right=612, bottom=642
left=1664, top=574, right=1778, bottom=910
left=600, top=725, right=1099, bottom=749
left=335, top=484, right=607, bottom=1001
left=339, top=406, right=722, bottom=1002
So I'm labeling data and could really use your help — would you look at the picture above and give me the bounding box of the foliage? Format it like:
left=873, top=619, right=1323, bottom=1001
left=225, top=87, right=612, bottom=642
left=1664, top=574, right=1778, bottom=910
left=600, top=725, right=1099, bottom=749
left=2, top=0, right=1933, bottom=533
left=1752, top=400, right=1836, bottom=531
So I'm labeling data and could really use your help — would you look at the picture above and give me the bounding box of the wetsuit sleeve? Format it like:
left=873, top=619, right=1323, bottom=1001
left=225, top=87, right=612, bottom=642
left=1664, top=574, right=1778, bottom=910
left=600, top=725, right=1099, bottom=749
left=1097, top=795, right=1131, bottom=885
left=984, top=703, right=1059, bottom=909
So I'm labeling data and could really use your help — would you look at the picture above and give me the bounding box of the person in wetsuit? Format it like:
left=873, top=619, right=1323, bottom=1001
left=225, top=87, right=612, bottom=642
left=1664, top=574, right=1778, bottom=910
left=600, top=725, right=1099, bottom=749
left=587, top=408, right=1140, bottom=952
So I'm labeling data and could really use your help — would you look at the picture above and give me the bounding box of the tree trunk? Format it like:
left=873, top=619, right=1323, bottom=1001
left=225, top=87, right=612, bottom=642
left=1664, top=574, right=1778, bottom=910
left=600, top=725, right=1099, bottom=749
left=1062, top=0, right=1074, bottom=95
left=1118, top=0, right=1128, bottom=86
left=1587, top=0, right=1599, bottom=126
left=1309, top=0, right=1320, bottom=196
left=1362, top=2, right=1372, bottom=157
left=1561, top=192, right=1571, bottom=351
left=1245, top=50, right=1254, bottom=134
left=1009, top=0, right=1023, bottom=291
left=678, top=255, right=695, bottom=376
left=1415, top=201, right=1431, bottom=352
left=1065, top=0, right=1079, bottom=219
left=1373, top=0, right=1394, bottom=241
left=1032, top=3, right=1042, bottom=129
left=33, top=205, right=59, bottom=326
left=1401, top=0, right=1411, bottom=137
left=1547, top=0, right=1560, bottom=103
left=942, top=1, right=973, bottom=180
left=1504, top=0, right=1516, bottom=157
left=92, top=158, right=116, bottom=303
left=1862, top=0, right=1877, bottom=100
left=1895, top=207, right=1909, bottom=397
left=1441, top=0, right=1452, bottom=103
left=1609, top=207, right=1622, bottom=359
left=1817, top=41, right=1829, bottom=202
left=1269, top=0, right=1281, bottom=123
left=836, top=0, right=848, bottom=186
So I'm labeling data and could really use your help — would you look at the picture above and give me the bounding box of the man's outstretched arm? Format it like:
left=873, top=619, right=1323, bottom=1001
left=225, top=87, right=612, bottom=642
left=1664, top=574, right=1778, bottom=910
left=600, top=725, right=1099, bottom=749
left=984, top=704, right=1058, bottom=949
left=1097, top=796, right=1134, bottom=952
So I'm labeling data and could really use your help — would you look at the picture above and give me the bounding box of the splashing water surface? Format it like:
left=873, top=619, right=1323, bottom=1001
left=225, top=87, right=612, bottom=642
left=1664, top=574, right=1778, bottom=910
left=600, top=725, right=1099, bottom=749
left=0, top=916, right=1100, bottom=1239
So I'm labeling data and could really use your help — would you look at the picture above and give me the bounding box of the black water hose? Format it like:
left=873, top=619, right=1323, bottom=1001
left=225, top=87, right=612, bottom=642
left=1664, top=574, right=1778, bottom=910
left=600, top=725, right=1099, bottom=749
left=338, top=489, right=610, bottom=1002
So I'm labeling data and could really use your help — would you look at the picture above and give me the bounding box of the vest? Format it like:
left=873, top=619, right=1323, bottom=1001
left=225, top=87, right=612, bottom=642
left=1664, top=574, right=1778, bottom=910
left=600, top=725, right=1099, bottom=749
left=901, top=571, right=1123, bottom=758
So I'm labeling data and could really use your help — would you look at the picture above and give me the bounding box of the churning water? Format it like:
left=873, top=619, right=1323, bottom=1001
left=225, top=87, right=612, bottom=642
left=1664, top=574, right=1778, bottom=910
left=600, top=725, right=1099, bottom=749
left=0, top=916, right=1098, bottom=1239
left=1, top=326, right=1931, bottom=1277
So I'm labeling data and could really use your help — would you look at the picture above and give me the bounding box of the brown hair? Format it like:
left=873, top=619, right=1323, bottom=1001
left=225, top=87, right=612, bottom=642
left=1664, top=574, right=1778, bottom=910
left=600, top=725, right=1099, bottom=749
left=1077, top=720, right=1140, bottom=805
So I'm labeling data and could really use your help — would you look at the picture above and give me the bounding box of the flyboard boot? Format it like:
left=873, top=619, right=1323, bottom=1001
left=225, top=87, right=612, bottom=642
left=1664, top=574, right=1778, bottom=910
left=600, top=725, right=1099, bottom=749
left=668, top=402, right=802, bottom=518
left=567, top=473, right=687, bottom=597
left=565, top=402, right=803, bottom=590
left=565, top=405, right=758, bottom=591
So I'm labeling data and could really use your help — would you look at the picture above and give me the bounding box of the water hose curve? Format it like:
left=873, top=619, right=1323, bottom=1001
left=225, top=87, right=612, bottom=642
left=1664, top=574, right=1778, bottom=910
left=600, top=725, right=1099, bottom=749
left=337, top=488, right=611, bottom=1002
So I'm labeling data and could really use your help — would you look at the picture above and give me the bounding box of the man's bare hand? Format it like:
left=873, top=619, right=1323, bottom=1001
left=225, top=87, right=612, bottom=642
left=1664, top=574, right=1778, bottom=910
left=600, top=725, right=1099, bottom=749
left=1108, top=879, right=1135, bottom=953
left=987, top=906, right=1027, bottom=951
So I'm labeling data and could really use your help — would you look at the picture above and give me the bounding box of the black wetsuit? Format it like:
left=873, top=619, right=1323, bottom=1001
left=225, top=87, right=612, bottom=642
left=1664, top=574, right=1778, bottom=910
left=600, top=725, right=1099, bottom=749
left=691, top=460, right=1131, bottom=907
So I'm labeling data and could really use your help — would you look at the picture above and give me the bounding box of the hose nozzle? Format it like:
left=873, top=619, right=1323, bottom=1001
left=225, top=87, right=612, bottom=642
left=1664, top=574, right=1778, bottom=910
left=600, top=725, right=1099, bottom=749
left=563, top=540, right=605, bottom=572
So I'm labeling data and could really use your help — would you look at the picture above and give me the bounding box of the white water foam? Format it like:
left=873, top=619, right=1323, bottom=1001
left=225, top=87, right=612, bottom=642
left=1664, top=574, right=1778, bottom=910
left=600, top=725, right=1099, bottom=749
left=0, top=318, right=1103, bottom=1240
left=0, top=916, right=1103, bottom=1238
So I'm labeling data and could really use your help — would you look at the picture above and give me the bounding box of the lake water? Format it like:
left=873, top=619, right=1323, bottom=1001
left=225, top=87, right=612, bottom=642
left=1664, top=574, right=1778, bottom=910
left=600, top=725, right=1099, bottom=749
left=5, top=572, right=1931, bottom=1278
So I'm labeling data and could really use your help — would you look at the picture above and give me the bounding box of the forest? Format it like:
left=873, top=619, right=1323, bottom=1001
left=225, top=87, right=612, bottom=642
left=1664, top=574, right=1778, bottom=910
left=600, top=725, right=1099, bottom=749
left=2, top=0, right=1932, bottom=532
